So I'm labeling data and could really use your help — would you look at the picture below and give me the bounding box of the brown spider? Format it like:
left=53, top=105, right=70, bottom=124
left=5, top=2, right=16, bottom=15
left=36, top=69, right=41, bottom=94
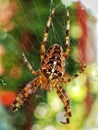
left=11, top=7, right=86, bottom=124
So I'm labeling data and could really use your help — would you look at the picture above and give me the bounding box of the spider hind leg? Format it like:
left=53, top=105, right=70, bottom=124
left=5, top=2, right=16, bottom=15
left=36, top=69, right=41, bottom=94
left=11, top=77, right=41, bottom=112
left=55, top=85, right=71, bottom=124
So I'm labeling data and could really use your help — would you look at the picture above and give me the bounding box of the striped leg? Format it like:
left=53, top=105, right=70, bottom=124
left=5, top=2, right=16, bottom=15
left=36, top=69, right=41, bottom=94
left=11, top=77, right=41, bottom=112
left=55, top=84, right=71, bottom=124
left=22, top=53, right=40, bottom=75
left=64, top=8, right=70, bottom=59
left=40, top=8, right=55, bottom=62
left=61, top=65, right=87, bottom=84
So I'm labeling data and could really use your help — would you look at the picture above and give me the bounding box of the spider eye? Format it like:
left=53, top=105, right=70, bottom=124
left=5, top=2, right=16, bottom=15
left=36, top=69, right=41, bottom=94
left=53, top=51, right=60, bottom=55
left=54, top=44, right=60, bottom=49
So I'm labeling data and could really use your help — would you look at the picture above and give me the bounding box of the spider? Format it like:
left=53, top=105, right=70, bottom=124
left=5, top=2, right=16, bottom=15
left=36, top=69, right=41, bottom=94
left=11, top=7, right=86, bottom=124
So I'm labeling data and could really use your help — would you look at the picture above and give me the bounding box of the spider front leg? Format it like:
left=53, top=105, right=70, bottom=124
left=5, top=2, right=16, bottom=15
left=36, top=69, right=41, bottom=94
left=64, top=8, right=70, bottom=59
left=22, top=53, right=40, bottom=75
left=11, top=77, right=41, bottom=112
left=55, top=84, right=71, bottom=124
left=40, top=8, right=55, bottom=62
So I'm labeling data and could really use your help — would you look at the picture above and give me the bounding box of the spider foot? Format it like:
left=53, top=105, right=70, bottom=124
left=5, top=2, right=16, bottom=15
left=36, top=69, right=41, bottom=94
left=10, top=103, right=20, bottom=112
left=61, top=107, right=72, bottom=124
left=61, top=117, right=70, bottom=124
left=10, top=91, right=25, bottom=112
left=60, top=110, right=71, bottom=124
left=65, top=111, right=72, bottom=117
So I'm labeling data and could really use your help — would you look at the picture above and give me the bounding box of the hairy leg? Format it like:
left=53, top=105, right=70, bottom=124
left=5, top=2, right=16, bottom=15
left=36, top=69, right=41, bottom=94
left=64, top=8, right=70, bottom=59
left=22, top=53, right=41, bottom=75
left=40, top=8, right=55, bottom=61
left=55, top=84, right=71, bottom=124
left=11, top=77, right=41, bottom=112
left=60, top=65, right=87, bottom=84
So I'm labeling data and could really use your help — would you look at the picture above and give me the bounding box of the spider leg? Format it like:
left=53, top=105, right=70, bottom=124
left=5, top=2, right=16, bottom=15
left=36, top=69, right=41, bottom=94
left=64, top=8, right=70, bottom=59
left=61, top=65, right=87, bottom=84
left=55, top=84, right=71, bottom=124
left=22, top=53, right=41, bottom=75
left=11, top=77, right=41, bottom=112
left=40, top=8, right=55, bottom=62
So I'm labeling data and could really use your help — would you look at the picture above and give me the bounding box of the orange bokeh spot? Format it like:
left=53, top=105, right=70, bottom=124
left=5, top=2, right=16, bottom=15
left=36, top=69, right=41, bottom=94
left=0, top=90, right=16, bottom=106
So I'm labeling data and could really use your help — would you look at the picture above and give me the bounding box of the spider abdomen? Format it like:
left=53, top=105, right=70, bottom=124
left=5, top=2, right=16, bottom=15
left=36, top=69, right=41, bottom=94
left=41, top=44, right=65, bottom=79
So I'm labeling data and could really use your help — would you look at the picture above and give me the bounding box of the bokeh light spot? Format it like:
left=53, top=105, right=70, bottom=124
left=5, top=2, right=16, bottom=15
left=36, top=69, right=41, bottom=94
left=34, top=102, right=51, bottom=119
left=71, top=24, right=82, bottom=39
left=56, top=111, right=66, bottom=123
left=47, top=91, right=63, bottom=112
left=44, top=125, right=56, bottom=130
left=32, top=124, right=42, bottom=130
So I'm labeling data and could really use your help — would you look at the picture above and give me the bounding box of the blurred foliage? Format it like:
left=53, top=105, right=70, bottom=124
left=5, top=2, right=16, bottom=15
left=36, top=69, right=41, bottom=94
left=0, top=0, right=98, bottom=130
left=0, top=105, right=17, bottom=130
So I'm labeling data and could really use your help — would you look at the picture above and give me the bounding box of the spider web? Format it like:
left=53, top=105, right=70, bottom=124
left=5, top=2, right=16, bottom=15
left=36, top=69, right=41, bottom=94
left=0, top=0, right=98, bottom=130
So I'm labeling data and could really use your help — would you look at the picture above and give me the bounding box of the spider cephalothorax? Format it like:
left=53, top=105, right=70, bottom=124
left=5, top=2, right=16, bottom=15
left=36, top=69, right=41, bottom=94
left=11, top=7, right=86, bottom=124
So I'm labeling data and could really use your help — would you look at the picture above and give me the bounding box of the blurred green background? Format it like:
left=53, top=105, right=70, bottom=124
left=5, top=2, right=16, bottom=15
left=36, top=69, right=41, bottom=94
left=0, top=0, right=98, bottom=130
